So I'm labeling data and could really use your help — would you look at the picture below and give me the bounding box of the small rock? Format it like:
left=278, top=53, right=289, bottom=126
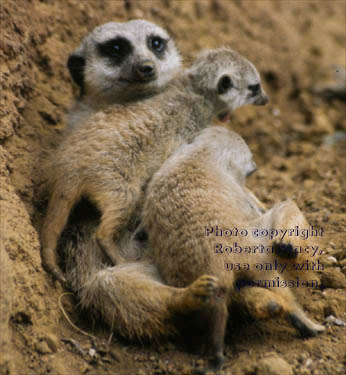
left=297, top=352, right=309, bottom=363
left=322, top=131, right=346, bottom=146
left=41, top=333, right=59, bottom=353
left=314, top=109, right=334, bottom=134
left=255, top=355, right=293, bottom=375
left=321, top=255, right=338, bottom=267
left=35, top=340, right=52, bottom=354
left=298, top=369, right=311, bottom=375
left=81, top=363, right=90, bottom=374
left=323, top=302, right=338, bottom=317
left=324, top=315, right=346, bottom=327
left=327, top=256, right=337, bottom=263
left=272, top=108, right=281, bottom=116
left=330, top=248, right=345, bottom=261
left=320, top=268, right=346, bottom=289
left=88, top=348, right=96, bottom=358
left=131, top=9, right=144, bottom=19
left=305, top=358, right=313, bottom=368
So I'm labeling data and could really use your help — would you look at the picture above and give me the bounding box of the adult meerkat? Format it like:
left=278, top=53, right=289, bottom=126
left=40, top=48, right=269, bottom=284
left=66, top=20, right=181, bottom=132
left=141, top=126, right=325, bottom=338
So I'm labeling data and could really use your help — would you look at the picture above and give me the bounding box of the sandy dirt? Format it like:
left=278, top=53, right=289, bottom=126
left=0, top=1, right=345, bottom=374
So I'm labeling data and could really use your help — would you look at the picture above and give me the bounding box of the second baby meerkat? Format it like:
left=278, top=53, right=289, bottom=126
left=40, top=47, right=268, bottom=284
left=142, top=126, right=325, bottom=339
left=66, top=20, right=182, bottom=132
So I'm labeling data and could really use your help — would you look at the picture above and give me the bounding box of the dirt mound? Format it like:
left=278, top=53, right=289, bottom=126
left=1, top=1, right=345, bottom=374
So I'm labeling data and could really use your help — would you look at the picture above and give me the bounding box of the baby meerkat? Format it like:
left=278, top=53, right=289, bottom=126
left=40, top=47, right=268, bottom=284
left=142, top=126, right=325, bottom=339
left=66, top=20, right=182, bottom=132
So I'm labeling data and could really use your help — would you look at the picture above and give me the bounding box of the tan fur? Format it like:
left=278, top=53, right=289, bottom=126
left=41, top=48, right=268, bottom=284
left=63, top=217, right=227, bottom=367
left=142, top=126, right=325, bottom=338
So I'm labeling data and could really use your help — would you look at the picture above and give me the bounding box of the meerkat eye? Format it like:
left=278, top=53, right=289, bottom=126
left=218, top=75, right=233, bottom=94
left=98, top=37, right=133, bottom=64
left=148, top=36, right=167, bottom=54
left=111, top=43, right=121, bottom=54
left=248, top=83, right=260, bottom=96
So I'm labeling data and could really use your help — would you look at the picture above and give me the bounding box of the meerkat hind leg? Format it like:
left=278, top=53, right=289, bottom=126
left=173, top=276, right=227, bottom=370
left=236, top=284, right=324, bottom=337
left=271, top=284, right=325, bottom=337
left=244, top=272, right=325, bottom=337
left=287, top=309, right=325, bottom=337
left=234, top=287, right=284, bottom=320
left=41, top=187, right=80, bottom=283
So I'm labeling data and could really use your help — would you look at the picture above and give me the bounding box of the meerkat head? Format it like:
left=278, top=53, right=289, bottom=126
left=186, top=48, right=268, bottom=121
left=194, top=126, right=257, bottom=184
left=67, top=20, right=181, bottom=103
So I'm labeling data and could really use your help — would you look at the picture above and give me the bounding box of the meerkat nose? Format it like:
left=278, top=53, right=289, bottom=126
left=247, top=161, right=257, bottom=177
left=254, top=93, right=269, bottom=106
left=134, top=60, right=156, bottom=81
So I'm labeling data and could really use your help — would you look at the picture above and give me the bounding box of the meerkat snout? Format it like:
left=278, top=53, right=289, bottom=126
left=133, top=59, right=156, bottom=81
left=248, top=83, right=269, bottom=105
left=246, top=160, right=257, bottom=177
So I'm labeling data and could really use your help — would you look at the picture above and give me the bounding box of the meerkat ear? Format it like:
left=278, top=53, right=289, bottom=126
left=67, top=50, right=85, bottom=91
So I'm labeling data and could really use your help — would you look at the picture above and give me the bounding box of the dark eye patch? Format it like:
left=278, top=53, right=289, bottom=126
left=67, top=54, right=85, bottom=89
left=97, top=37, right=133, bottom=65
left=248, top=83, right=260, bottom=96
left=147, top=35, right=168, bottom=58
left=218, top=75, right=233, bottom=94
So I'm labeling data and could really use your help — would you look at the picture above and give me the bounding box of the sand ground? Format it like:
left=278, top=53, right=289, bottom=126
left=0, top=1, right=345, bottom=374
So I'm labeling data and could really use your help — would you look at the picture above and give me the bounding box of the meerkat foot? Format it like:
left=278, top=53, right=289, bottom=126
left=207, top=351, right=225, bottom=371
left=182, top=275, right=220, bottom=310
left=237, top=287, right=284, bottom=320
left=287, top=309, right=325, bottom=337
left=171, top=275, right=221, bottom=315
left=41, top=247, right=66, bottom=284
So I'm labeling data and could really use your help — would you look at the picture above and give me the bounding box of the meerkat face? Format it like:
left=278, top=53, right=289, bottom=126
left=67, top=20, right=181, bottom=103
left=187, top=48, right=268, bottom=121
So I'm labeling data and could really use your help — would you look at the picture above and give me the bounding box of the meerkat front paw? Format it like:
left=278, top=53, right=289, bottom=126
left=182, top=275, right=221, bottom=311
